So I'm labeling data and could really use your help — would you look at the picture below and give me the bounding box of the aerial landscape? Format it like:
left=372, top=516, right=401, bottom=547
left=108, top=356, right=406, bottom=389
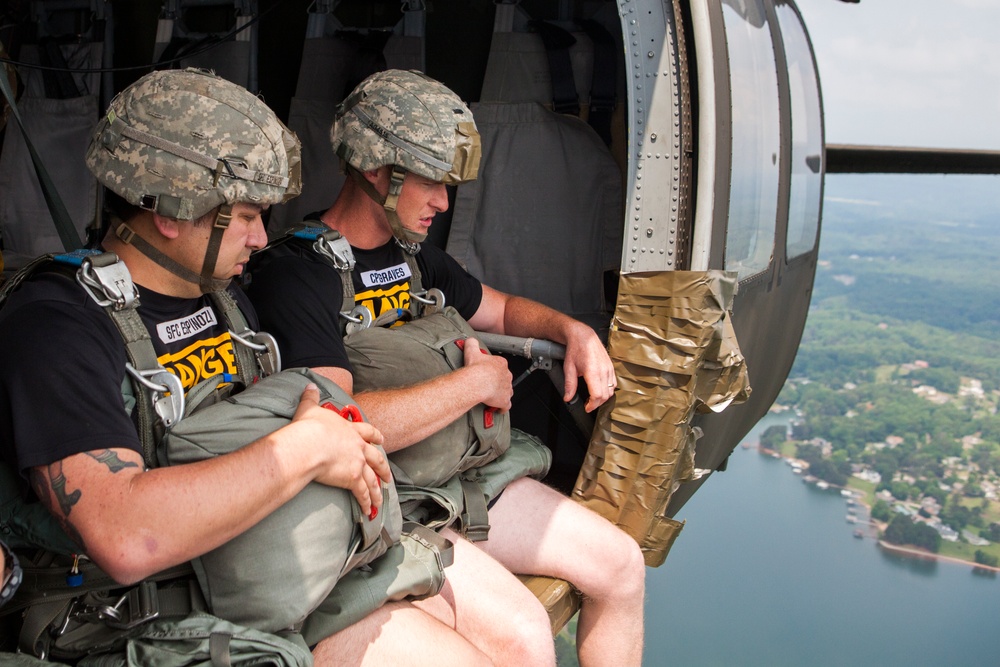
left=763, top=173, right=1000, bottom=572
left=635, top=173, right=1000, bottom=667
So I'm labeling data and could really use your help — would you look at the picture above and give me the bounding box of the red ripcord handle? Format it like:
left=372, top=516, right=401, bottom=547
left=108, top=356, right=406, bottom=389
left=321, top=401, right=379, bottom=520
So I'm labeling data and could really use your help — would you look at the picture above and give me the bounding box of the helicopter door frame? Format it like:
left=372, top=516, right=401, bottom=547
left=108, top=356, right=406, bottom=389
left=616, top=0, right=693, bottom=275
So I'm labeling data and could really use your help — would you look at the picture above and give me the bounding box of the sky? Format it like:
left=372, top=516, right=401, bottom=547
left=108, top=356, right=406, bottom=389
left=794, top=0, right=1000, bottom=151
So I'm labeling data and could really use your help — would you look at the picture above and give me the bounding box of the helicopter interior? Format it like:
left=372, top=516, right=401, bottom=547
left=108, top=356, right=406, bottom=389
left=1, top=0, right=847, bottom=630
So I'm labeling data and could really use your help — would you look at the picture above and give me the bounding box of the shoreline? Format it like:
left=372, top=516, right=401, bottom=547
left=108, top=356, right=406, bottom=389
left=755, top=444, right=1000, bottom=574
left=876, top=540, right=1000, bottom=573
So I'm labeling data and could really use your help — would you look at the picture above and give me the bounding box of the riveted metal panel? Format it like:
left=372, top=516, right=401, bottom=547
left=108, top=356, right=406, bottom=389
left=617, top=0, right=692, bottom=274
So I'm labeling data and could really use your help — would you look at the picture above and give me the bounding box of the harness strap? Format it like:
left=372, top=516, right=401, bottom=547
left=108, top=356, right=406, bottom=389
left=209, top=289, right=273, bottom=383
left=286, top=223, right=359, bottom=323
left=18, top=596, right=67, bottom=657
left=283, top=222, right=429, bottom=332
left=106, top=305, right=164, bottom=468
left=114, top=222, right=231, bottom=293
left=401, top=251, right=424, bottom=320
left=459, top=478, right=491, bottom=542
left=580, top=19, right=617, bottom=147
left=531, top=20, right=580, bottom=116
left=10, top=558, right=200, bottom=658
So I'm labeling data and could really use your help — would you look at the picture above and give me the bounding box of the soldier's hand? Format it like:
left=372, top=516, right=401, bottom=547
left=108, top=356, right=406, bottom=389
left=292, top=385, right=390, bottom=518
left=463, top=337, right=513, bottom=412
left=562, top=323, right=616, bottom=412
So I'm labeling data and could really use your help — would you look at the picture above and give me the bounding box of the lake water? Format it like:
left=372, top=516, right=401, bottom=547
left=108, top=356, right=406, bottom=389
left=642, top=413, right=1000, bottom=666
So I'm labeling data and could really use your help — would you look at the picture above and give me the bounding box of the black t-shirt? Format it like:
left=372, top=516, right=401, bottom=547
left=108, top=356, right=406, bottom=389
left=246, top=232, right=483, bottom=372
left=0, top=268, right=257, bottom=476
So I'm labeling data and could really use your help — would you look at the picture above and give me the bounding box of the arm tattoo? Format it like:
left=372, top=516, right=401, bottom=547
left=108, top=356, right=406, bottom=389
left=29, top=464, right=87, bottom=553
left=86, top=449, right=139, bottom=473
left=46, top=461, right=80, bottom=517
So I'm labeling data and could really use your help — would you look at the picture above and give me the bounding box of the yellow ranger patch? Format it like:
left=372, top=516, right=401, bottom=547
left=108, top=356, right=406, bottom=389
left=157, top=332, right=239, bottom=390
left=355, top=281, right=412, bottom=320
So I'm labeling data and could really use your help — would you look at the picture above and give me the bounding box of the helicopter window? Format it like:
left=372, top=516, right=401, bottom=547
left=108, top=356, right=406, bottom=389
left=721, top=0, right=781, bottom=279
left=776, top=2, right=822, bottom=259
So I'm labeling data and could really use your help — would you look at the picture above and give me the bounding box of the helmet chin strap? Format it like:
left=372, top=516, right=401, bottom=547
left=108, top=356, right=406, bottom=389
left=115, top=208, right=233, bottom=293
left=347, top=165, right=427, bottom=250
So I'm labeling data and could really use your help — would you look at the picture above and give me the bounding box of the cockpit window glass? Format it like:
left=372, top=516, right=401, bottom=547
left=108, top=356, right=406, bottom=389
left=722, top=0, right=780, bottom=279
left=777, top=2, right=823, bottom=259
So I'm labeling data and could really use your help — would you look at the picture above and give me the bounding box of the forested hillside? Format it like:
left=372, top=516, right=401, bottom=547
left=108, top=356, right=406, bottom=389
left=776, top=174, right=1000, bottom=562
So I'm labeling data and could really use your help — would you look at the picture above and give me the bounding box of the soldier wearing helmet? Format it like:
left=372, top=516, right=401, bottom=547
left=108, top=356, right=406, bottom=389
left=0, top=69, right=403, bottom=663
left=248, top=69, right=646, bottom=666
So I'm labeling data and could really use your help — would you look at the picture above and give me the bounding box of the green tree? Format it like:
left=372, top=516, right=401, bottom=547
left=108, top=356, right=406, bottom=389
left=889, top=481, right=912, bottom=501
left=883, top=514, right=941, bottom=552
left=981, top=523, right=1000, bottom=542
left=974, top=550, right=999, bottom=567
left=940, top=500, right=973, bottom=532
left=871, top=499, right=892, bottom=522
left=759, top=425, right=787, bottom=451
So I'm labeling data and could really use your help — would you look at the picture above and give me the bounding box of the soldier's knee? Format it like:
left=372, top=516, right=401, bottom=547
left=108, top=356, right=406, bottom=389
left=585, top=528, right=646, bottom=603
left=501, top=598, right=557, bottom=666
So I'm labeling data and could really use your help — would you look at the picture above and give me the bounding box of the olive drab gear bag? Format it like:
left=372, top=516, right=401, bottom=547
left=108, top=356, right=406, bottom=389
left=72, top=612, right=313, bottom=667
left=344, top=306, right=511, bottom=488
left=159, top=367, right=403, bottom=635
left=393, top=428, right=553, bottom=541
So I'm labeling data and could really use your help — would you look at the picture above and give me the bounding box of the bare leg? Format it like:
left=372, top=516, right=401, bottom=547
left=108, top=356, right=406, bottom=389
left=480, top=478, right=647, bottom=667
left=413, top=528, right=557, bottom=667
left=312, top=600, right=492, bottom=667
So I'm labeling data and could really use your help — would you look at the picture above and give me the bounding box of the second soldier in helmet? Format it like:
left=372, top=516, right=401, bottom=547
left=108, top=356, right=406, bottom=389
left=248, top=69, right=646, bottom=666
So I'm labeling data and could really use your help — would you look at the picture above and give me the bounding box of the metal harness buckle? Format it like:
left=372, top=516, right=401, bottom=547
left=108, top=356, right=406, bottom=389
left=52, top=581, right=161, bottom=640
left=126, top=364, right=186, bottom=428
left=293, top=225, right=356, bottom=271
left=411, top=288, right=446, bottom=316
left=341, top=305, right=374, bottom=335
left=76, top=255, right=139, bottom=311
left=230, top=329, right=282, bottom=377
left=314, top=232, right=355, bottom=272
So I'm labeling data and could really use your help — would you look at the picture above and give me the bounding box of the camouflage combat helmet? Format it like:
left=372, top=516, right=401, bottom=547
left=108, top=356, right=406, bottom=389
left=86, top=68, right=302, bottom=292
left=330, top=69, right=480, bottom=246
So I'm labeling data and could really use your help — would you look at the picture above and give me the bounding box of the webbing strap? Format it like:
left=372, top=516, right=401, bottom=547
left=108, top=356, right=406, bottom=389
left=12, top=560, right=199, bottom=658
left=209, top=632, right=234, bottom=667
left=531, top=20, right=580, bottom=116
left=402, top=521, right=455, bottom=569
left=17, top=596, right=66, bottom=657
left=459, top=478, right=491, bottom=542
left=581, top=19, right=617, bottom=147
left=199, top=205, right=233, bottom=294
left=106, top=305, right=162, bottom=468
left=291, top=223, right=358, bottom=319
left=114, top=222, right=232, bottom=293
left=209, top=289, right=260, bottom=388
left=402, top=251, right=424, bottom=320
